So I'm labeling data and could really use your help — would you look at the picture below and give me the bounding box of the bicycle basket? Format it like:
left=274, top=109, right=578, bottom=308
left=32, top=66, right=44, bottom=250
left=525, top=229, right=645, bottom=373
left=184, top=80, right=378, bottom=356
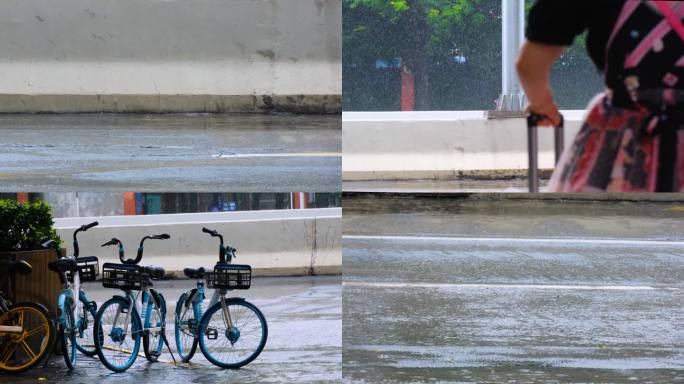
left=66, top=256, right=99, bottom=282
left=206, top=264, right=251, bottom=290
left=101, top=263, right=145, bottom=290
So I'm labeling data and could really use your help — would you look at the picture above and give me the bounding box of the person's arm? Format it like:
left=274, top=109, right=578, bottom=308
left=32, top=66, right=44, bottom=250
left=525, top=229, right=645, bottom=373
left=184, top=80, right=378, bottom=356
left=516, top=40, right=564, bottom=127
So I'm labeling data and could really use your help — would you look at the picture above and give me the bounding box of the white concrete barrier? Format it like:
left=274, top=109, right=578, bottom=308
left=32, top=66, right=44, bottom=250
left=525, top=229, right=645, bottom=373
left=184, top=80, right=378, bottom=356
left=0, top=0, right=341, bottom=113
left=342, top=110, right=586, bottom=180
left=54, top=208, right=342, bottom=276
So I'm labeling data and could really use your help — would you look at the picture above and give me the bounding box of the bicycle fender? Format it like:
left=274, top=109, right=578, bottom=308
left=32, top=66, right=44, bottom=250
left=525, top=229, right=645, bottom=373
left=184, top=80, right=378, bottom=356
left=175, top=292, right=188, bottom=317
left=11, top=301, right=55, bottom=321
left=56, top=293, right=69, bottom=321
left=112, top=295, right=131, bottom=305
left=187, top=288, right=199, bottom=306
left=149, top=289, right=165, bottom=311
left=225, top=297, right=246, bottom=302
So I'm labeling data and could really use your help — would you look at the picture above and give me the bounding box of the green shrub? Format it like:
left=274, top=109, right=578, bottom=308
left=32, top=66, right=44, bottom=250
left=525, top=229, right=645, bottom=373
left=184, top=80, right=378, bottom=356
left=0, top=199, right=62, bottom=251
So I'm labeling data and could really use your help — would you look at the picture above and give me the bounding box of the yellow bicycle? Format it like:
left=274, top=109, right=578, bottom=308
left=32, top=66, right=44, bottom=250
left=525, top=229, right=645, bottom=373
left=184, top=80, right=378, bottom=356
left=0, top=259, right=55, bottom=373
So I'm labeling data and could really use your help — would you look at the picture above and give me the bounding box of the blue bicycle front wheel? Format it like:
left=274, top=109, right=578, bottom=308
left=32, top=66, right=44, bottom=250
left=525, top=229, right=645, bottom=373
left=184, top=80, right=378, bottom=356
left=198, top=298, right=267, bottom=369
left=94, top=296, right=142, bottom=373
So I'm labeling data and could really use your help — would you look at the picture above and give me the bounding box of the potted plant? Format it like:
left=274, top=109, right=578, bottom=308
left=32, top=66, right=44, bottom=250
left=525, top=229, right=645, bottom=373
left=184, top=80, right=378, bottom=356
left=0, top=199, right=63, bottom=313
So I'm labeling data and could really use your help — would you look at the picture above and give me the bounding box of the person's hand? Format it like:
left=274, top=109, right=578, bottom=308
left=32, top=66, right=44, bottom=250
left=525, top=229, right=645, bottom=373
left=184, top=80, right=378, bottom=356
left=517, top=41, right=564, bottom=127
left=525, top=92, right=562, bottom=127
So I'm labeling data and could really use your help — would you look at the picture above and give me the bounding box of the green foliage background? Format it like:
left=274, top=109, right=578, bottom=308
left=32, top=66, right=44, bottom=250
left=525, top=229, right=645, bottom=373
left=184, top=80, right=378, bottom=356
left=0, top=200, right=62, bottom=251
left=343, top=0, right=603, bottom=111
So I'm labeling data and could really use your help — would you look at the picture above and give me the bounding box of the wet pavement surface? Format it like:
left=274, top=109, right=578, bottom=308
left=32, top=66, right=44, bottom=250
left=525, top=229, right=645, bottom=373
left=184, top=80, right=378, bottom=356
left=343, top=196, right=684, bottom=383
left=0, top=114, right=341, bottom=192
left=1, top=276, right=341, bottom=383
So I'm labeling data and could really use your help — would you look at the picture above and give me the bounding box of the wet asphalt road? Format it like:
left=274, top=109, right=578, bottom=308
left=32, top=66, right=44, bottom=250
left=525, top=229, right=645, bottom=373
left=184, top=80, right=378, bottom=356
left=0, top=114, right=341, bottom=192
left=1, top=276, right=341, bottom=384
left=343, top=196, right=684, bottom=383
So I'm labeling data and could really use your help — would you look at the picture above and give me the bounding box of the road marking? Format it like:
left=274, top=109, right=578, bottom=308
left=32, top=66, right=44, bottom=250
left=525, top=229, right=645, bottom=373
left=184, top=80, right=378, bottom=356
left=212, top=151, right=340, bottom=158
left=343, top=235, right=684, bottom=247
left=343, top=282, right=681, bottom=291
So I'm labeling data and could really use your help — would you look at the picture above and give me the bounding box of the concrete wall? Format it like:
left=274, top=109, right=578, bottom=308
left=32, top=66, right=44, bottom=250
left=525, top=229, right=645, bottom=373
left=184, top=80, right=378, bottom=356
left=54, top=208, right=342, bottom=276
left=342, top=111, right=585, bottom=180
left=0, top=0, right=341, bottom=113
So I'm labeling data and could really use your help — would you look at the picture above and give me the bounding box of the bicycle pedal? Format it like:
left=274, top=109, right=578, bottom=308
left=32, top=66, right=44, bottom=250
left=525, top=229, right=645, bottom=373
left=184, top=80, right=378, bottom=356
left=205, top=327, right=218, bottom=340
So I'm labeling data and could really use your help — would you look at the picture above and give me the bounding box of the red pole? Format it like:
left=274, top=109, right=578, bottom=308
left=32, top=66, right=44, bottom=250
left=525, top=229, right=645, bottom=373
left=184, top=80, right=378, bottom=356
left=401, top=66, right=415, bottom=111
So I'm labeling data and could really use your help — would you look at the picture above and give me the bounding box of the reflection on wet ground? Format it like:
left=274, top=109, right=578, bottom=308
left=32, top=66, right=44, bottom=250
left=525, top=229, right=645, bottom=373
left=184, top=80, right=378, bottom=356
left=0, top=114, right=341, bottom=192
left=1, top=276, right=341, bottom=383
left=343, top=195, right=684, bottom=383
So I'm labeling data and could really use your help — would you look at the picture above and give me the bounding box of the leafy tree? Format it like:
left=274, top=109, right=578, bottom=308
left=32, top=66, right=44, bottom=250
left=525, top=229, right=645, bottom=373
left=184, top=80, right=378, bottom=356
left=0, top=200, right=62, bottom=251
left=343, top=0, right=602, bottom=111
left=344, top=0, right=501, bottom=110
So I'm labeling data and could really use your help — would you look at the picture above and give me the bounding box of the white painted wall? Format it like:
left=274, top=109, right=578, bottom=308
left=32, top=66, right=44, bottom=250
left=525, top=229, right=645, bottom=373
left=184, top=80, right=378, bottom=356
left=0, top=0, right=341, bottom=97
left=54, top=209, right=342, bottom=276
left=342, top=111, right=586, bottom=179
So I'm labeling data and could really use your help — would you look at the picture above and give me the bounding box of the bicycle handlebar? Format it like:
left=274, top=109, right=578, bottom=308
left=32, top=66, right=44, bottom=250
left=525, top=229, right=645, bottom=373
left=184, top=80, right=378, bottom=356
left=131, top=234, right=171, bottom=265
left=81, top=221, right=99, bottom=231
left=202, top=227, right=218, bottom=236
left=201, top=228, right=238, bottom=263
left=73, top=221, right=99, bottom=257
left=100, top=238, right=119, bottom=247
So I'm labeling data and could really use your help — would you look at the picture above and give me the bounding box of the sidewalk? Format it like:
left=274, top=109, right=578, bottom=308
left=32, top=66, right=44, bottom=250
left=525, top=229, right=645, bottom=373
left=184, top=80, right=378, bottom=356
left=1, top=276, right=341, bottom=384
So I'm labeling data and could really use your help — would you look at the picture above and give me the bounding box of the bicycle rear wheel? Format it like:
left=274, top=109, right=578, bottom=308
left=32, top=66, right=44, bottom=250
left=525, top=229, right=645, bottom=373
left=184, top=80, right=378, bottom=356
left=198, top=298, right=267, bottom=369
left=59, top=296, right=77, bottom=369
left=142, top=291, right=166, bottom=363
left=174, top=292, right=198, bottom=362
left=94, top=296, right=142, bottom=373
left=75, top=296, right=98, bottom=357
left=0, top=302, right=55, bottom=373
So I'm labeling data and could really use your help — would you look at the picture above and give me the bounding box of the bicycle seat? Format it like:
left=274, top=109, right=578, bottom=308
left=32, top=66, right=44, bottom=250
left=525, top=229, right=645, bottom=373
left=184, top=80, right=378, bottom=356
left=48, top=258, right=78, bottom=273
left=0, top=259, right=32, bottom=275
left=183, top=267, right=205, bottom=279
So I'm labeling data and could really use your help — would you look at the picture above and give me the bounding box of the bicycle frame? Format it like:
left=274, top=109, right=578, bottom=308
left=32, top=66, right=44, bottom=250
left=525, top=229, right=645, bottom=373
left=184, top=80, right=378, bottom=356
left=57, top=270, right=97, bottom=339
left=186, top=279, right=235, bottom=336
left=54, top=221, right=99, bottom=337
left=56, top=259, right=81, bottom=328
left=112, top=286, right=164, bottom=340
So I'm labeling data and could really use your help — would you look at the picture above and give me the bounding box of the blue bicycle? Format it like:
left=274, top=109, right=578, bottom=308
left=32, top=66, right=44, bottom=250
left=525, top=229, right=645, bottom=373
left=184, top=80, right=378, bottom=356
left=46, top=221, right=101, bottom=369
left=174, top=227, right=267, bottom=369
left=93, top=234, right=175, bottom=372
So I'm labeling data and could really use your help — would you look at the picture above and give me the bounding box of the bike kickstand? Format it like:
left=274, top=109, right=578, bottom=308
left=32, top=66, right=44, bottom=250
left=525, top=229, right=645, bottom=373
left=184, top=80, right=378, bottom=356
left=161, top=331, right=177, bottom=363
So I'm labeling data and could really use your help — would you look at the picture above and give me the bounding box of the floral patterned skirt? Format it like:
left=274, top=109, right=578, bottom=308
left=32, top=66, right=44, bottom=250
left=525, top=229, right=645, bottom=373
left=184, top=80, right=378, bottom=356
left=549, top=92, right=684, bottom=192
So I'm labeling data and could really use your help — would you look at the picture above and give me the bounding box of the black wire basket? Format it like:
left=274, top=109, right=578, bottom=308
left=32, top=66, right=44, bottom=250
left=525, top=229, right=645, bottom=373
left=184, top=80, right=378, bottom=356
left=206, top=264, right=251, bottom=290
left=101, top=263, right=146, bottom=291
left=68, top=256, right=99, bottom=282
